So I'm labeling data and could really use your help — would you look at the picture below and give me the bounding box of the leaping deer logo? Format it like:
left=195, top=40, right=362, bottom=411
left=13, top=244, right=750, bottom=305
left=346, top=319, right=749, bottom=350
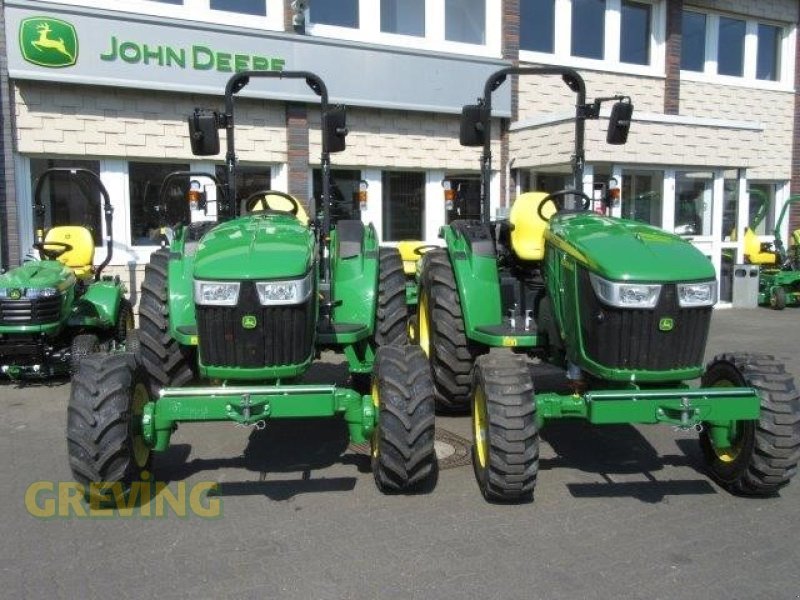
left=20, top=17, right=78, bottom=68
left=31, top=23, right=74, bottom=62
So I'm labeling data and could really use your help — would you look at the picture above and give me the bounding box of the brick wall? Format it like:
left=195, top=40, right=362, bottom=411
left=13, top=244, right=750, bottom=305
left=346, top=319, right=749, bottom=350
left=286, top=103, right=309, bottom=203
left=791, top=11, right=800, bottom=235
left=664, top=0, right=682, bottom=115
left=689, top=0, right=799, bottom=22
left=0, top=3, right=20, bottom=267
left=14, top=82, right=286, bottom=163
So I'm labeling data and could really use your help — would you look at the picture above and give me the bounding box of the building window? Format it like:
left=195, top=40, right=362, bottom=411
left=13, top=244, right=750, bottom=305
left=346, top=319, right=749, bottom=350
left=381, top=0, right=425, bottom=37
left=312, top=169, right=362, bottom=222
left=382, top=171, right=425, bottom=241
left=129, top=162, right=189, bottom=246
left=215, top=164, right=271, bottom=209
left=445, top=0, right=486, bottom=45
left=520, top=0, right=555, bottom=54
left=621, top=170, right=663, bottom=227
left=210, top=0, right=265, bottom=16
left=311, top=0, right=359, bottom=28
left=721, top=170, right=739, bottom=241
left=681, top=10, right=706, bottom=72
left=675, top=171, right=714, bottom=237
left=620, top=1, right=650, bottom=65
left=30, top=159, right=102, bottom=246
left=757, top=24, right=782, bottom=81
left=444, top=174, right=481, bottom=223
left=571, top=0, right=605, bottom=59
left=747, top=183, right=777, bottom=235
left=717, top=17, right=745, bottom=77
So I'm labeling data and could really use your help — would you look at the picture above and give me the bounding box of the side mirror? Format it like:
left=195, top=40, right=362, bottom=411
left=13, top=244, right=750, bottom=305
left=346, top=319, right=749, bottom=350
left=188, top=109, right=220, bottom=156
left=607, top=100, right=633, bottom=145
left=324, top=105, right=348, bottom=153
left=460, top=104, right=487, bottom=147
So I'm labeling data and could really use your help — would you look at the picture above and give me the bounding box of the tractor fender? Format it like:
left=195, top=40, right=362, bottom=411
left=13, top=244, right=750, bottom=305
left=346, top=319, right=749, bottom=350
left=69, top=280, right=123, bottom=328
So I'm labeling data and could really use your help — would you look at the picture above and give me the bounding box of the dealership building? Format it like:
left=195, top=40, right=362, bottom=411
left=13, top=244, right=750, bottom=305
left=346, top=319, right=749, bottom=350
left=1, top=0, right=798, bottom=307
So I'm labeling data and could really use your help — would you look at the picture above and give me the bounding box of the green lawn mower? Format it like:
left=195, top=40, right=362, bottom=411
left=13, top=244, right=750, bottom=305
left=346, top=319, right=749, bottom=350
left=740, top=195, right=800, bottom=309
left=415, top=66, right=800, bottom=502
left=0, top=168, right=132, bottom=379
left=67, top=71, right=436, bottom=502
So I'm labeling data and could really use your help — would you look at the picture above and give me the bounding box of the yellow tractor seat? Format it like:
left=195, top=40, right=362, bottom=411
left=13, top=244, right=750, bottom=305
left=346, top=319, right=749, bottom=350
left=509, top=191, right=556, bottom=261
left=792, top=229, right=800, bottom=246
left=397, top=240, right=428, bottom=276
left=43, top=226, right=96, bottom=278
left=242, top=193, right=310, bottom=226
left=742, top=227, right=777, bottom=266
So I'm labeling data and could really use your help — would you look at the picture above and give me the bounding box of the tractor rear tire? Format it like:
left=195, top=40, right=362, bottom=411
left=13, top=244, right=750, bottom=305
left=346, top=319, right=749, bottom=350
left=700, top=353, right=800, bottom=496
left=770, top=286, right=787, bottom=310
left=138, top=248, right=195, bottom=393
left=70, top=333, right=99, bottom=376
left=471, top=350, right=538, bottom=503
left=371, top=345, right=436, bottom=493
left=419, top=248, right=482, bottom=412
left=67, top=352, right=152, bottom=504
left=374, top=247, right=408, bottom=347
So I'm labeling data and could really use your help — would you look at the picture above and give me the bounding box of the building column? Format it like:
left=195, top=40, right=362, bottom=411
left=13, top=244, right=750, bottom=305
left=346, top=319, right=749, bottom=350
left=285, top=103, right=310, bottom=208
left=0, top=3, right=20, bottom=267
left=791, top=15, right=800, bottom=235
left=501, top=0, right=520, bottom=208
left=664, top=0, right=683, bottom=115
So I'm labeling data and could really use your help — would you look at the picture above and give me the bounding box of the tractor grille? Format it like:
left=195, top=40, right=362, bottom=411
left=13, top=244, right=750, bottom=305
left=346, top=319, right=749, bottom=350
left=578, top=269, right=711, bottom=371
left=196, top=281, right=314, bottom=368
left=0, top=295, right=63, bottom=325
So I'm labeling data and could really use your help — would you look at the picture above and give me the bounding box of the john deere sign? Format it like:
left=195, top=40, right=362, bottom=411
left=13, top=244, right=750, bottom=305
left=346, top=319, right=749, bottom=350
left=5, top=2, right=510, bottom=115
left=19, top=17, right=78, bottom=68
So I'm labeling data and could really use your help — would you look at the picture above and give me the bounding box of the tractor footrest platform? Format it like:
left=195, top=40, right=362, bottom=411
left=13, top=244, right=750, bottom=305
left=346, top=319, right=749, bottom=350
left=317, top=322, right=368, bottom=344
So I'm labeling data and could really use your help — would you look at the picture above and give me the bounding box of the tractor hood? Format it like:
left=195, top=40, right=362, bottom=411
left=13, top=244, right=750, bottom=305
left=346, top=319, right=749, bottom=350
left=0, top=260, right=76, bottom=292
left=547, top=213, right=716, bottom=282
left=193, top=214, right=315, bottom=281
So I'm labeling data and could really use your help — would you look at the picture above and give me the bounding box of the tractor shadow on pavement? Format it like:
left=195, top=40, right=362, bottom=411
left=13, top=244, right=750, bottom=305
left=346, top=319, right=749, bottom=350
left=539, top=422, right=717, bottom=503
left=153, top=418, right=363, bottom=501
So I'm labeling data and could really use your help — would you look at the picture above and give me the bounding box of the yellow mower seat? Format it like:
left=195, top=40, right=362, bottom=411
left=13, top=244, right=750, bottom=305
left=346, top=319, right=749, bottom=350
left=742, top=227, right=777, bottom=266
left=43, top=226, right=95, bottom=279
left=243, top=193, right=310, bottom=226
left=397, top=240, right=426, bottom=276
left=509, top=191, right=556, bottom=261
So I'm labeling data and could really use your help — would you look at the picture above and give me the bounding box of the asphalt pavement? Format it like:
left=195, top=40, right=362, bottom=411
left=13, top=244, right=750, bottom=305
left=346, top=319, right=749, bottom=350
left=1, top=308, right=799, bottom=599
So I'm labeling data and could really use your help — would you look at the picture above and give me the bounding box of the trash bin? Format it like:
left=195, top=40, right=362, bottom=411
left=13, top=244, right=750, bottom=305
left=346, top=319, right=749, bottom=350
left=732, top=264, right=759, bottom=308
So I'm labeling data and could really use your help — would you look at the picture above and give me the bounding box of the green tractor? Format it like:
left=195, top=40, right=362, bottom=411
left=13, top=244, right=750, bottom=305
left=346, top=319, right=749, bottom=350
left=740, top=194, right=800, bottom=309
left=415, top=66, right=800, bottom=501
left=67, top=70, right=436, bottom=501
left=0, top=168, right=132, bottom=379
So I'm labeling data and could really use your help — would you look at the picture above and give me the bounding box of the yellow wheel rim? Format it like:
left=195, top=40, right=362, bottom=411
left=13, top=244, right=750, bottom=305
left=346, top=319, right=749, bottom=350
left=709, top=380, right=743, bottom=463
left=473, top=386, right=488, bottom=470
left=418, top=291, right=431, bottom=357
left=125, top=311, right=134, bottom=332
left=131, top=383, right=151, bottom=468
left=370, top=379, right=380, bottom=458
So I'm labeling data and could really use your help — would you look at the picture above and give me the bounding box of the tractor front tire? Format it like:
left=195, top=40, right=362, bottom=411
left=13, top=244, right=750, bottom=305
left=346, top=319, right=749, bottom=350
left=371, top=345, right=436, bottom=493
left=374, top=247, right=408, bottom=347
left=701, top=353, right=800, bottom=496
left=138, top=248, right=195, bottom=392
left=419, top=249, right=482, bottom=412
left=67, top=352, right=153, bottom=504
left=70, top=333, right=99, bottom=376
left=472, top=350, right=539, bottom=503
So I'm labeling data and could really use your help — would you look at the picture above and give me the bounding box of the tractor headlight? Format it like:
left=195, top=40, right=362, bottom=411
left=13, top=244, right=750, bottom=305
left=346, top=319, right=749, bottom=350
left=677, top=281, right=717, bottom=307
left=194, top=281, right=240, bottom=306
left=589, top=273, right=661, bottom=308
left=255, top=272, right=313, bottom=306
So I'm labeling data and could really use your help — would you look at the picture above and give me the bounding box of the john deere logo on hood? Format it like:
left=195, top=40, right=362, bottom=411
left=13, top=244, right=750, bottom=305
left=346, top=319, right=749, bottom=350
left=659, top=317, right=674, bottom=332
left=241, top=315, right=257, bottom=330
left=20, top=17, right=78, bottom=68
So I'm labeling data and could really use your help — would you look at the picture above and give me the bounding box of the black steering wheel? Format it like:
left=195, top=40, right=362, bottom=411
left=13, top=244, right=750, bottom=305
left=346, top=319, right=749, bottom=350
left=413, top=244, right=440, bottom=256
left=242, top=190, right=301, bottom=216
left=537, top=189, right=592, bottom=222
left=35, top=241, right=73, bottom=260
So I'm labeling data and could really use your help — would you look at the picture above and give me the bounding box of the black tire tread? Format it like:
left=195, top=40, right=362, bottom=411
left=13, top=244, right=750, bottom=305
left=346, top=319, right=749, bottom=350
left=474, top=351, right=539, bottom=502
left=420, top=248, right=482, bottom=411
left=372, top=345, right=436, bottom=493
left=70, top=333, right=99, bottom=376
left=138, top=248, right=195, bottom=391
left=701, top=352, right=800, bottom=496
left=66, top=352, right=150, bottom=501
left=374, top=247, right=408, bottom=347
